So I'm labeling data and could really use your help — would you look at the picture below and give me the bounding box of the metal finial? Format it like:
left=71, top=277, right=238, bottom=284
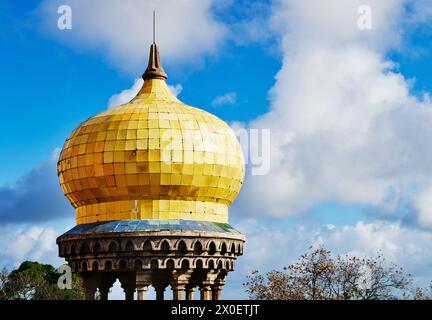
left=153, top=10, right=155, bottom=43
left=142, top=10, right=167, bottom=81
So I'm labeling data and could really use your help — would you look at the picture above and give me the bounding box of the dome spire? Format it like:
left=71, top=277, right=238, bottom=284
left=142, top=11, right=168, bottom=81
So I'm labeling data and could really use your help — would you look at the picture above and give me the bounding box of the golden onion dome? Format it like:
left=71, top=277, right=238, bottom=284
left=58, top=42, right=245, bottom=225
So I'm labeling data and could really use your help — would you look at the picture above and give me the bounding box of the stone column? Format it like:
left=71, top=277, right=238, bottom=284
left=185, top=286, right=195, bottom=300
left=99, top=283, right=111, bottom=300
left=212, top=284, right=223, bottom=300
left=200, top=284, right=212, bottom=300
left=99, top=274, right=117, bottom=300
left=212, top=272, right=227, bottom=301
left=172, top=285, right=184, bottom=300
left=137, top=286, right=149, bottom=300
left=199, top=270, right=219, bottom=301
left=171, top=270, right=192, bottom=301
left=124, top=287, right=135, bottom=300
left=154, top=283, right=167, bottom=300
left=99, top=288, right=109, bottom=300
left=81, top=274, right=98, bottom=300
left=152, top=271, right=171, bottom=301
left=136, top=271, right=152, bottom=300
left=119, top=272, right=136, bottom=301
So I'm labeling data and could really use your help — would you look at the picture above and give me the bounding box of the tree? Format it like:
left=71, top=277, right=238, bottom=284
left=0, top=267, right=9, bottom=300
left=244, top=246, right=413, bottom=300
left=414, top=282, right=432, bottom=300
left=0, top=261, right=84, bottom=300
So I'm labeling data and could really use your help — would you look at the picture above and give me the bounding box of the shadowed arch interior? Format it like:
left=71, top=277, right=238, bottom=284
left=125, top=240, right=134, bottom=251
left=80, top=243, right=88, bottom=254
left=93, top=242, right=101, bottom=253
left=208, top=260, right=215, bottom=269
left=181, top=259, right=190, bottom=270
left=221, top=242, right=227, bottom=255
left=150, top=259, right=158, bottom=270
left=194, top=241, right=203, bottom=255
left=209, top=241, right=216, bottom=255
left=143, top=240, right=152, bottom=251
left=161, top=240, right=170, bottom=252
left=166, top=259, right=175, bottom=269
left=134, top=259, right=143, bottom=270
left=70, top=243, right=76, bottom=255
left=119, top=259, right=128, bottom=269
left=104, top=260, right=112, bottom=271
left=178, top=240, right=187, bottom=254
left=108, top=242, right=118, bottom=252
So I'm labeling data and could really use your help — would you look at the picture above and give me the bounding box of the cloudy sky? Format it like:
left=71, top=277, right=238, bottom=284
left=2, top=0, right=432, bottom=299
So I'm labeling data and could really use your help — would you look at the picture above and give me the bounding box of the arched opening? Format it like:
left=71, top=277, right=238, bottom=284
left=143, top=240, right=152, bottom=251
left=70, top=244, right=76, bottom=255
left=108, top=242, right=117, bottom=252
left=195, top=259, right=203, bottom=269
left=230, top=243, right=236, bottom=254
left=181, top=259, right=190, bottom=270
left=80, top=243, right=89, bottom=254
left=93, top=242, right=101, bottom=253
left=92, top=261, right=99, bottom=271
left=125, top=241, right=134, bottom=252
left=208, top=260, right=215, bottom=270
left=225, top=260, right=230, bottom=270
left=161, top=240, right=170, bottom=253
left=134, top=259, right=142, bottom=270
left=119, top=259, right=128, bottom=270
left=217, top=260, right=223, bottom=269
left=193, top=241, right=203, bottom=255
left=237, top=244, right=242, bottom=254
left=105, top=260, right=112, bottom=271
left=166, top=259, right=175, bottom=269
left=221, top=242, right=227, bottom=255
left=178, top=240, right=187, bottom=254
left=81, top=261, right=88, bottom=272
left=150, top=259, right=158, bottom=270
left=209, top=241, right=216, bottom=255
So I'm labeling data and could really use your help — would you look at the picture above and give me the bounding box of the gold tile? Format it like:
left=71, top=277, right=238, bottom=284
left=58, top=78, right=244, bottom=224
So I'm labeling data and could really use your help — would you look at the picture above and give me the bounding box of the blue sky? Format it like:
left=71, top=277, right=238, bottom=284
left=0, top=0, right=280, bottom=184
left=2, top=0, right=432, bottom=299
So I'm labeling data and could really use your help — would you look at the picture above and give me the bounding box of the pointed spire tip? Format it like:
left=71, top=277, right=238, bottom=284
left=142, top=43, right=167, bottom=81
left=142, top=11, right=167, bottom=81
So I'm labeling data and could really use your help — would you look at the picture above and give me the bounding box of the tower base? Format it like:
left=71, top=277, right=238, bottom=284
left=57, top=220, right=245, bottom=300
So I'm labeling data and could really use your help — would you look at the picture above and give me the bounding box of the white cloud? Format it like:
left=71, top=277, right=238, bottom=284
left=234, top=219, right=432, bottom=286
left=415, top=187, right=432, bottom=228
left=0, top=225, right=63, bottom=268
left=270, top=0, right=406, bottom=52
left=224, top=218, right=432, bottom=298
left=37, top=0, right=226, bottom=73
left=0, top=149, right=73, bottom=223
left=168, top=84, right=183, bottom=98
left=107, top=78, right=183, bottom=108
left=212, top=92, right=237, bottom=107
left=234, top=0, right=432, bottom=228
left=107, top=78, right=143, bottom=109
